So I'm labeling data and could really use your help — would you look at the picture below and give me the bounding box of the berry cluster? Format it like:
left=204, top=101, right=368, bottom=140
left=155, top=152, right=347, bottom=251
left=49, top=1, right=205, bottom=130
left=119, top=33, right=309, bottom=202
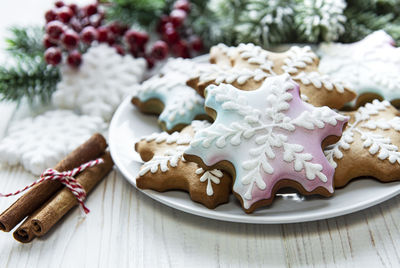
left=43, top=0, right=204, bottom=69
left=156, top=0, right=203, bottom=60
left=44, top=1, right=108, bottom=67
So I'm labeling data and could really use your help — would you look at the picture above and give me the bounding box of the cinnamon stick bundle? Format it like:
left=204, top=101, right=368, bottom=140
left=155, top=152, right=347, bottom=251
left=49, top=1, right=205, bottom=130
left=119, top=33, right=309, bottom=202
left=0, top=133, right=107, bottom=232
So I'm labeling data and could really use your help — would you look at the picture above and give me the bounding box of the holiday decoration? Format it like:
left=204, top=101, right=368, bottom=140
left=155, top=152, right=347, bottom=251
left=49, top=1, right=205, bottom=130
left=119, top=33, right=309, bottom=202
left=318, top=30, right=400, bottom=107
left=184, top=74, right=348, bottom=212
left=0, top=110, right=106, bottom=175
left=52, top=44, right=146, bottom=121
left=325, top=100, right=400, bottom=187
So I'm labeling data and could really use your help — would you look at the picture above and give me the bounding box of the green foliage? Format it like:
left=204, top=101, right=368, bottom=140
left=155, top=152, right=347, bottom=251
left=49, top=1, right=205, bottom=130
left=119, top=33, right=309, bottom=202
left=0, top=27, right=60, bottom=103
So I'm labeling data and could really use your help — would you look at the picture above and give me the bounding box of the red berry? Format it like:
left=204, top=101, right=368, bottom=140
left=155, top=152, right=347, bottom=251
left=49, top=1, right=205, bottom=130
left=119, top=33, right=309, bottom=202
left=43, top=34, right=57, bottom=48
left=45, top=47, right=62, bottom=65
left=97, top=26, right=109, bottom=43
left=113, top=44, right=125, bottom=55
left=163, top=25, right=179, bottom=44
left=170, top=9, right=186, bottom=28
left=68, top=4, right=78, bottom=15
left=156, top=15, right=170, bottom=33
left=190, top=36, right=203, bottom=52
left=45, top=9, right=57, bottom=22
left=107, top=33, right=116, bottom=45
left=54, top=1, right=64, bottom=8
left=61, top=30, right=79, bottom=49
left=145, top=56, right=155, bottom=69
left=46, top=21, right=64, bottom=39
left=81, top=26, right=98, bottom=44
left=151, top=40, right=169, bottom=60
left=172, top=40, right=190, bottom=58
left=124, top=30, right=149, bottom=47
left=109, top=21, right=126, bottom=36
left=57, top=6, right=73, bottom=23
left=173, top=0, right=190, bottom=12
left=85, top=4, right=98, bottom=16
left=67, top=50, right=82, bottom=68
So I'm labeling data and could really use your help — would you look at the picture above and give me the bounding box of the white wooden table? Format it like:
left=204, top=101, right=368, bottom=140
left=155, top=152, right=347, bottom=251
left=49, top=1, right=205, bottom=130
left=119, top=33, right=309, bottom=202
left=1, top=1, right=400, bottom=267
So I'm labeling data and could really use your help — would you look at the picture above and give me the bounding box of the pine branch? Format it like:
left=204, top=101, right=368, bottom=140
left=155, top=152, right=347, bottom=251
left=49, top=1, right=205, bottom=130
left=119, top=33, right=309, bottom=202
left=6, top=26, right=45, bottom=57
left=0, top=57, right=60, bottom=103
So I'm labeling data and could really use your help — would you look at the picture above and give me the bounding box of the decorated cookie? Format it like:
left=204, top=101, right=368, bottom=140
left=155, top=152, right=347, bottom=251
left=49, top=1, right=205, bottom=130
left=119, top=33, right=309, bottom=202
left=53, top=44, right=146, bottom=121
left=135, top=121, right=232, bottom=209
left=132, top=59, right=210, bottom=133
left=188, top=43, right=356, bottom=109
left=184, top=74, right=348, bottom=213
left=0, top=110, right=106, bottom=175
left=318, top=31, right=400, bottom=108
left=325, top=100, right=400, bottom=187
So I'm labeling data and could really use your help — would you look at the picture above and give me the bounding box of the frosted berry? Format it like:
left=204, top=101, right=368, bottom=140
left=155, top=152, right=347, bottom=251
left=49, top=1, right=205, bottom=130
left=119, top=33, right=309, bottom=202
left=163, top=25, right=179, bottom=44
left=70, top=17, right=82, bottom=33
left=54, top=1, right=64, bottom=8
left=89, top=13, right=103, bottom=28
left=57, top=6, right=73, bottom=23
left=61, top=30, right=79, bottom=49
left=45, top=47, right=62, bottom=65
left=190, top=36, right=203, bottom=51
left=156, top=15, right=170, bottom=33
left=45, top=9, right=57, bottom=22
left=125, top=30, right=149, bottom=47
left=43, top=34, right=57, bottom=48
left=68, top=4, right=78, bottom=15
left=109, top=22, right=126, bottom=36
left=107, top=33, right=116, bottom=45
left=151, top=40, right=169, bottom=60
left=170, top=9, right=186, bottom=28
left=46, top=20, right=64, bottom=39
left=145, top=56, right=155, bottom=69
left=67, top=50, right=82, bottom=68
left=97, top=26, right=109, bottom=43
left=81, top=26, right=98, bottom=44
left=85, top=4, right=98, bottom=16
left=173, top=0, right=190, bottom=12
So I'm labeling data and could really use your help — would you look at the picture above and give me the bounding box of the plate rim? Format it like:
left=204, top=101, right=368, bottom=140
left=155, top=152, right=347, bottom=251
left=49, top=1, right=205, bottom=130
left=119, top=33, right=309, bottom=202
left=109, top=96, right=400, bottom=224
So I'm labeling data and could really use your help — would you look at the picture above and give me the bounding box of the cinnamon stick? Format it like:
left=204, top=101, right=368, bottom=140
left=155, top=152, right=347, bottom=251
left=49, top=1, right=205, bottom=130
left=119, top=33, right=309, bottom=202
left=12, top=220, right=35, bottom=243
left=29, top=152, right=113, bottom=237
left=0, top=133, right=107, bottom=232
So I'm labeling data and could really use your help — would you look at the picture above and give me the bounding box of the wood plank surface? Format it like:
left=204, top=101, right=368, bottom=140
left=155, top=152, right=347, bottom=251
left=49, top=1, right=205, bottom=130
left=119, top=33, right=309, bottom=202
left=1, top=1, right=400, bottom=267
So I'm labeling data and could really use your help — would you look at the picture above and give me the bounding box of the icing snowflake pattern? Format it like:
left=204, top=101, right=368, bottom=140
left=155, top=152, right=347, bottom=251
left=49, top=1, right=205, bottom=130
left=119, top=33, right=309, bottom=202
left=325, top=100, right=400, bottom=167
left=318, top=30, right=400, bottom=102
left=53, top=44, right=146, bottom=121
left=0, top=110, right=106, bottom=175
left=133, top=72, right=206, bottom=131
left=185, top=74, right=347, bottom=209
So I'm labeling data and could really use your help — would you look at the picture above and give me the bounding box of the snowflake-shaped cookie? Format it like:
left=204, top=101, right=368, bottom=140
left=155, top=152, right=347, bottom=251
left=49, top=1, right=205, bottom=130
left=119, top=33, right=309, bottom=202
left=189, top=43, right=356, bottom=109
left=0, top=110, right=106, bottom=175
left=184, top=74, right=348, bottom=213
left=52, top=44, right=146, bottom=121
left=318, top=31, right=400, bottom=107
left=132, top=58, right=209, bottom=133
left=324, top=100, right=400, bottom=187
left=135, top=121, right=232, bottom=209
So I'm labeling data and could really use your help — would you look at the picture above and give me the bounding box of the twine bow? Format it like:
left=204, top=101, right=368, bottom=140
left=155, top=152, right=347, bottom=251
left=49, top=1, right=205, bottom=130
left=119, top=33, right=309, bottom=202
left=0, top=158, right=104, bottom=214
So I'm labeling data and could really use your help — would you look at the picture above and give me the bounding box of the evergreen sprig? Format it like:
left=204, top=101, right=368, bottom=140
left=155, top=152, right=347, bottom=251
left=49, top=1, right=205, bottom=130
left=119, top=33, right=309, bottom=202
left=0, top=26, right=60, bottom=103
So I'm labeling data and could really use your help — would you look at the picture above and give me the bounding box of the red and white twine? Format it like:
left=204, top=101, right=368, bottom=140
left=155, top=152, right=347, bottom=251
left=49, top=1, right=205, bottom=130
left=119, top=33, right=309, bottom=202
left=0, top=158, right=104, bottom=214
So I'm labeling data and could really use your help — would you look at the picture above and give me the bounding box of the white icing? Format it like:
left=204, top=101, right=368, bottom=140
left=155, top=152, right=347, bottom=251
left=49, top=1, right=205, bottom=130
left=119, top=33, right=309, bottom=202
left=237, top=43, right=274, bottom=71
left=282, top=46, right=316, bottom=74
left=139, top=147, right=185, bottom=176
left=144, top=132, right=191, bottom=145
left=325, top=100, right=400, bottom=166
left=196, top=168, right=223, bottom=196
left=53, top=44, right=146, bottom=121
left=195, top=66, right=269, bottom=85
left=292, top=72, right=345, bottom=92
left=0, top=110, right=106, bottom=175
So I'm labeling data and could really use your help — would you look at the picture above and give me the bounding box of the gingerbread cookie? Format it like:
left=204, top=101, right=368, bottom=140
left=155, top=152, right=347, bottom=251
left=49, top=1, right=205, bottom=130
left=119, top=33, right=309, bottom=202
left=319, top=30, right=400, bottom=108
left=325, top=100, right=400, bottom=188
left=184, top=74, right=348, bottom=213
left=188, top=43, right=356, bottom=109
left=135, top=121, right=232, bottom=209
left=132, top=58, right=210, bottom=133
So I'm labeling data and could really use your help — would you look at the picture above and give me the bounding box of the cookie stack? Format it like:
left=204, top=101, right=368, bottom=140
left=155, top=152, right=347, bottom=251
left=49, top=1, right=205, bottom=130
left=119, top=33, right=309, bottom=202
left=131, top=31, right=400, bottom=213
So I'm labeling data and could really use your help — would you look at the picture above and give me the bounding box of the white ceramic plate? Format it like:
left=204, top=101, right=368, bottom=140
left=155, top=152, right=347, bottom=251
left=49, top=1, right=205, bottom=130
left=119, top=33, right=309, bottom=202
left=109, top=96, right=400, bottom=224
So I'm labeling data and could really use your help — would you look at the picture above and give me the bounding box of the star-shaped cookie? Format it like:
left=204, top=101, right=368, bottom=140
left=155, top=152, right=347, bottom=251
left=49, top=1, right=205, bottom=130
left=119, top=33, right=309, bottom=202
left=132, top=59, right=210, bottom=133
left=188, top=43, right=356, bottom=109
left=324, top=100, right=400, bottom=187
left=135, top=121, right=232, bottom=209
left=184, top=74, right=348, bottom=213
left=319, top=30, right=400, bottom=108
